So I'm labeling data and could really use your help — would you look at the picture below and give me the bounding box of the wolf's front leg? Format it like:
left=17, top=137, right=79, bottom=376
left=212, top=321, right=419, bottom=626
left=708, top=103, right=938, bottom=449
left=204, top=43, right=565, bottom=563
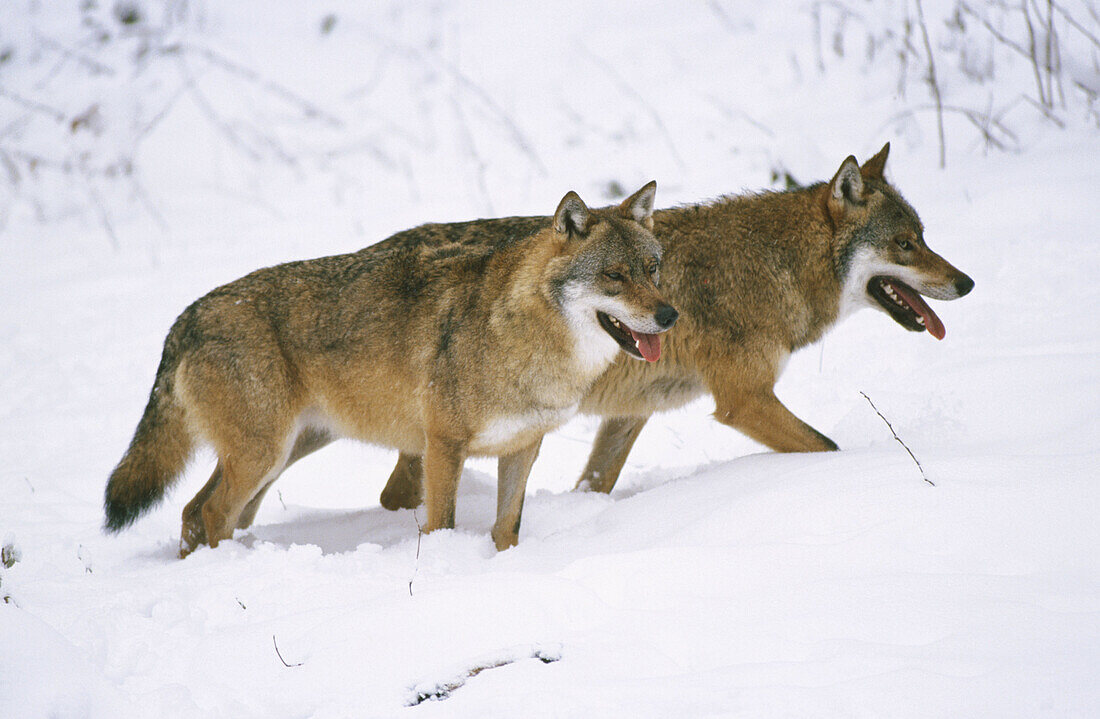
left=492, top=438, right=542, bottom=551
left=573, top=415, right=649, bottom=493
left=380, top=452, right=423, bottom=510
left=422, top=434, right=467, bottom=533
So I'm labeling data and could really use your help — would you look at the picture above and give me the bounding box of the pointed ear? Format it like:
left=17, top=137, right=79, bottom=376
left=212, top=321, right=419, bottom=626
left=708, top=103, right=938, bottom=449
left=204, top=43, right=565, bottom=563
left=830, top=155, right=865, bottom=201
left=618, top=180, right=657, bottom=230
left=860, top=142, right=890, bottom=181
left=554, top=191, right=590, bottom=236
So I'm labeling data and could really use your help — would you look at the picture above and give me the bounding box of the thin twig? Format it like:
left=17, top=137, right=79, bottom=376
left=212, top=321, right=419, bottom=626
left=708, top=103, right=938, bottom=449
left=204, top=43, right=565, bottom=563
left=582, top=47, right=686, bottom=171
left=175, top=61, right=261, bottom=162
left=0, top=86, right=68, bottom=123
left=129, top=174, right=171, bottom=236
left=914, top=0, right=946, bottom=168
left=443, top=63, right=548, bottom=176
left=36, top=35, right=117, bottom=77
left=170, top=43, right=343, bottom=128
left=880, top=103, right=1019, bottom=151
left=448, top=95, right=493, bottom=215
left=272, top=635, right=303, bottom=667
left=1022, top=94, right=1067, bottom=126
left=85, top=181, right=120, bottom=250
left=409, top=511, right=423, bottom=597
left=1052, top=1, right=1100, bottom=51
left=1023, top=0, right=1051, bottom=107
left=860, top=392, right=934, bottom=486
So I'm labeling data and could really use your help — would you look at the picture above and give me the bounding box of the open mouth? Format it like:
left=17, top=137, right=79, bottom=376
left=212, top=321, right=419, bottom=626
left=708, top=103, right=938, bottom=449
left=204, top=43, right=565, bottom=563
left=867, top=276, right=946, bottom=340
left=597, top=311, right=663, bottom=362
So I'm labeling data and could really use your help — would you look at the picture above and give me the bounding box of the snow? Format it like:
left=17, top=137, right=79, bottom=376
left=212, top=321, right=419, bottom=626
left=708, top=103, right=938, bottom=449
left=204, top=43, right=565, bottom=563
left=2, top=1, right=1098, bottom=717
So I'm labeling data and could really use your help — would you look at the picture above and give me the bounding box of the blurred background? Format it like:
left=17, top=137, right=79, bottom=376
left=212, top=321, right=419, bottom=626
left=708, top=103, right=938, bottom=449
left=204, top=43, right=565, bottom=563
left=2, top=0, right=1096, bottom=247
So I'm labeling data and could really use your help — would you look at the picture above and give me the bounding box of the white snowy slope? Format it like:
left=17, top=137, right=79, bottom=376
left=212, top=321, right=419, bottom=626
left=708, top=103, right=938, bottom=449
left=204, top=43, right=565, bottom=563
left=1, top=2, right=1098, bottom=717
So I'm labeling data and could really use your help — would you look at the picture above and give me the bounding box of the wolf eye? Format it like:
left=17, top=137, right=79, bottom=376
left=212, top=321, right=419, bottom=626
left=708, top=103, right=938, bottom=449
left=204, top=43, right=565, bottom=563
left=895, top=237, right=914, bottom=251
left=604, top=271, right=625, bottom=281
left=647, top=263, right=659, bottom=275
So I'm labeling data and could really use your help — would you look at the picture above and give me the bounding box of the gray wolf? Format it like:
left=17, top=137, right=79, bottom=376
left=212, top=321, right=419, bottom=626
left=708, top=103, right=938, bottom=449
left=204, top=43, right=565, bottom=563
left=376, top=143, right=974, bottom=504
left=103, top=182, right=676, bottom=554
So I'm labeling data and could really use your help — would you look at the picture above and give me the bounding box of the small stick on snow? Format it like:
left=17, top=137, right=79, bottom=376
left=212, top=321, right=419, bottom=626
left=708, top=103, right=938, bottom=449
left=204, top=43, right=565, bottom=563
left=860, top=391, right=934, bottom=486
left=409, top=511, right=423, bottom=597
left=272, top=635, right=302, bottom=668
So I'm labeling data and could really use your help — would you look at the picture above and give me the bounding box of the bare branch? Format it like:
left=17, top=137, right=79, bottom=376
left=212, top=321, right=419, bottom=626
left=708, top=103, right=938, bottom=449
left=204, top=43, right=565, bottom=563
left=582, top=47, right=687, bottom=171
left=860, top=392, right=934, bottom=486
left=1023, top=0, right=1052, bottom=106
left=915, top=0, right=947, bottom=168
left=0, top=86, right=67, bottom=123
left=1052, top=1, right=1100, bottom=50
left=272, top=635, right=303, bottom=668
left=35, top=34, right=117, bottom=77
left=85, top=181, right=120, bottom=250
left=444, top=64, right=548, bottom=176
left=168, top=43, right=344, bottom=128
left=408, top=510, right=423, bottom=597
left=1022, top=93, right=1068, bottom=126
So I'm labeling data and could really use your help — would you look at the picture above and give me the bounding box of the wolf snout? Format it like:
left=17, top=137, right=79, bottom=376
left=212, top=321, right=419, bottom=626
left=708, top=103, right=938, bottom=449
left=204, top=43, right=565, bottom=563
left=954, top=274, right=974, bottom=297
left=654, top=304, right=678, bottom=330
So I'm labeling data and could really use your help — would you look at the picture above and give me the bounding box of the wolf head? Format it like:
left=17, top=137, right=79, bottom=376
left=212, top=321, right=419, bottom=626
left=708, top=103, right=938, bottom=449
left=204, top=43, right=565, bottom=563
left=548, top=181, right=678, bottom=364
left=831, top=143, right=974, bottom=340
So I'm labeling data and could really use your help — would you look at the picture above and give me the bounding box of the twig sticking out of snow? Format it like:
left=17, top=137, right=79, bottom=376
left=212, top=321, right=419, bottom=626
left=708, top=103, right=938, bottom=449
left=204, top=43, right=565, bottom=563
left=407, top=644, right=562, bottom=706
left=860, top=391, right=934, bottom=486
left=408, top=511, right=423, bottom=597
left=272, top=635, right=303, bottom=668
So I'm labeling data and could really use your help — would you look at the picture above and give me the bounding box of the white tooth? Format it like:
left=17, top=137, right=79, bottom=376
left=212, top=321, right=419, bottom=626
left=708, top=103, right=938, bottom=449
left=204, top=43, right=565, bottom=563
left=916, top=316, right=925, bottom=325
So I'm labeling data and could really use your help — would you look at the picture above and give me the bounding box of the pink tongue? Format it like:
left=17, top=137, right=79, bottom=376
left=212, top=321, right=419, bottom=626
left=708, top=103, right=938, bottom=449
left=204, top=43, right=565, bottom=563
left=890, top=281, right=946, bottom=340
left=629, top=329, right=662, bottom=362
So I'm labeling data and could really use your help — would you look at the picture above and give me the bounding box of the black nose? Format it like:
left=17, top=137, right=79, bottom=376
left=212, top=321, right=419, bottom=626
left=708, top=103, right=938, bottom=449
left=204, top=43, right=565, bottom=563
left=655, top=304, right=678, bottom=329
left=954, top=274, right=974, bottom=297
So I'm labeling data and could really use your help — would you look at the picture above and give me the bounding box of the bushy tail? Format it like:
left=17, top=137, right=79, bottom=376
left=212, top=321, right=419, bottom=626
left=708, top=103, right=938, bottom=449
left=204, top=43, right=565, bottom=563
left=104, top=336, right=196, bottom=533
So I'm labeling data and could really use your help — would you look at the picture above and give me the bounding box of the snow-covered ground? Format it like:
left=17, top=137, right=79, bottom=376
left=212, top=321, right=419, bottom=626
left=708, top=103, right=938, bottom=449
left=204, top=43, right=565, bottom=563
left=2, top=2, right=1098, bottom=717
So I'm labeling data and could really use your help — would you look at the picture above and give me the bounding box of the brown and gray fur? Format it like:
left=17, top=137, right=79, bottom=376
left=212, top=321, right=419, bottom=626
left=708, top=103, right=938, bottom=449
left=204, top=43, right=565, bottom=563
left=376, top=143, right=974, bottom=505
left=104, top=183, right=676, bottom=555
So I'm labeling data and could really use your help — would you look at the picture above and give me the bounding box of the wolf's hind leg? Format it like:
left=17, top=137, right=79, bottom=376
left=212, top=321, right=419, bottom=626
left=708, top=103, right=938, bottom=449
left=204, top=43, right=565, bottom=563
left=714, top=387, right=838, bottom=453
left=181, top=427, right=333, bottom=556
left=573, top=416, right=649, bottom=493
left=234, top=427, right=334, bottom=530
left=492, top=438, right=542, bottom=551
left=379, top=452, right=423, bottom=510
left=200, top=442, right=292, bottom=549
left=180, top=463, right=220, bottom=557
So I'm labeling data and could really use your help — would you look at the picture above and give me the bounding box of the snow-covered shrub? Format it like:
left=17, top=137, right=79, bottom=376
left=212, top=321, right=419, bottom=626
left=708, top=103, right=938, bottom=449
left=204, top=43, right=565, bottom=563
left=807, top=0, right=1099, bottom=163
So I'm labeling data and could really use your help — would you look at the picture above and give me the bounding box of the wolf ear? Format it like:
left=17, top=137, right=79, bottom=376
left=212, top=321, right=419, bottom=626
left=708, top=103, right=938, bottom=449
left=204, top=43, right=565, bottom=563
left=861, top=142, right=890, bottom=181
left=554, top=191, right=590, bottom=236
left=617, top=180, right=657, bottom=230
left=828, top=156, right=865, bottom=220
